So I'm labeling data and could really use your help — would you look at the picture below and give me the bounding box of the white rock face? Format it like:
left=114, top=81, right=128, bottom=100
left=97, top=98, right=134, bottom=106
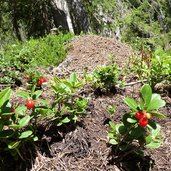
left=53, top=0, right=74, bottom=32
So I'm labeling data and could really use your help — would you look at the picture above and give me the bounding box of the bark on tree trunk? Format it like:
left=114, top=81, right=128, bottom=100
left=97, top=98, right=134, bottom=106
left=12, top=0, right=22, bottom=41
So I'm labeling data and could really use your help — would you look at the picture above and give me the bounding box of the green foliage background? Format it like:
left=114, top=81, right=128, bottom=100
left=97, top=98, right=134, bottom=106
left=83, top=0, right=171, bottom=50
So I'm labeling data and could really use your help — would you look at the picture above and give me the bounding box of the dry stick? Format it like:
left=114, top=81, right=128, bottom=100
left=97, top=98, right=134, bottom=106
left=116, top=79, right=148, bottom=88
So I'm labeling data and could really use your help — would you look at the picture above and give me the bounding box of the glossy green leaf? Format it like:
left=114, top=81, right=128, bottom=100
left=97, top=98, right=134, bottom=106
left=145, top=136, right=152, bottom=144
left=109, top=139, right=118, bottom=145
left=146, top=141, right=161, bottom=149
left=151, top=124, right=161, bottom=138
left=18, top=115, right=31, bottom=128
left=0, top=88, right=12, bottom=108
left=140, top=84, right=152, bottom=107
left=19, top=130, right=33, bottom=139
left=57, top=117, right=70, bottom=126
left=127, top=118, right=137, bottom=123
left=147, top=94, right=165, bottom=111
left=33, top=136, right=38, bottom=141
left=62, top=117, right=70, bottom=123
left=9, top=124, right=21, bottom=129
left=15, top=106, right=27, bottom=115
left=124, top=97, right=138, bottom=111
left=107, top=132, right=115, bottom=138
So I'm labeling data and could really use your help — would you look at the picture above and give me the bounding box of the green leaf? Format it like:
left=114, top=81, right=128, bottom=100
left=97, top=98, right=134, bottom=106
left=151, top=124, right=161, bottom=138
left=57, top=117, right=70, bottom=126
left=19, top=130, right=33, bottom=139
left=146, top=141, right=161, bottom=149
left=147, top=94, right=165, bottom=111
left=0, top=88, right=12, bottom=108
left=127, top=118, right=137, bottom=123
left=124, top=97, right=138, bottom=111
left=109, top=139, right=118, bottom=145
left=9, top=124, right=21, bottom=129
left=16, top=91, right=30, bottom=99
left=8, top=141, right=20, bottom=149
left=150, top=111, right=166, bottom=119
left=32, top=90, right=42, bottom=99
left=33, top=136, right=38, bottom=141
left=70, top=72, right=77, bottom=83
left=107, top=132, right=115, bottom=138
left=139, top=98, right=144, bottom=110
left=140, top=84, right=152, bottom=107
left=15, top=106, right=27, bottom=115
left=109, top=121, right=115, bottom=130
left=145, top=136, right=152, bottom=144
left=18, top=115, right=31, bottom=128
left=62, top=117, right=70, bottom=123
left=72, top=115, right=78, bottom=121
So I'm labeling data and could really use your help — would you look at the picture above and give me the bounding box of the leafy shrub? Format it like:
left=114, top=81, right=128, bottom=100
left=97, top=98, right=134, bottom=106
left=0, top=72, right=88, bottom=159
left=108, top=84, right=166, bottom=159
left=51, top=72, right=88, bottom=126
left=0, top=88, right=39, bottom=159
left=93, top=64, right=123, bottom=92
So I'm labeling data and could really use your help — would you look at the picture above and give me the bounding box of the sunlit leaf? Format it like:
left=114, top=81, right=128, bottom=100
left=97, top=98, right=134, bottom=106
left=0, top=88, right=12, bottom=108
left=16, top=91, right=30, bottom=99
left=19, top=130, right=33, bottom=139
left=124, top=97, right=138, bottom=111
left=18, top=115, right=31, bottom=128
left=140, top=84, right=152, bottom=107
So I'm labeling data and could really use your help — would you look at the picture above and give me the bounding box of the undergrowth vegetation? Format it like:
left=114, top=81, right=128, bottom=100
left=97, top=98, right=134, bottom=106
left=0, top=32, right=74, bottom=84
left=0, top=29, right=170, bottom=169
left=126, top=48, right=171, bottom=89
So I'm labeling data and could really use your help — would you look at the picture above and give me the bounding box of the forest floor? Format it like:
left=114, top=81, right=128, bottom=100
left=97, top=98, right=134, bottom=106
left=2, top=35, right=171, bottom=171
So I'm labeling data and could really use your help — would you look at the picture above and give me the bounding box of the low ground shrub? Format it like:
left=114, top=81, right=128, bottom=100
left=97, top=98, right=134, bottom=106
left=108, top=84, right=166, bottom=161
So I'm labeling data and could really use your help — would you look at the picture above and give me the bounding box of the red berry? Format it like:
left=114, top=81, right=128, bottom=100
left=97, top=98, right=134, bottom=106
left=26, top=100, right=35, bottom=109
left=135, top=111, right=145, bottom=119
left=139, top=117, right=148, bottom=128
left=37, top=80, right=42, bottom=86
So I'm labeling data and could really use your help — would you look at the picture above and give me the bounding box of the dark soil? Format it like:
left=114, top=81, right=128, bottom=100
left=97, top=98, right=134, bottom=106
left=1, top=35, right=171, bottom=171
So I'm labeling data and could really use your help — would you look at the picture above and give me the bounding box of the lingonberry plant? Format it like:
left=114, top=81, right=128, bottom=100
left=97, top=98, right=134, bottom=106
left=51, top=72, right=88, bottom=126
left=0, top=72, right=89, bottom=159
left=108, top=84, right=166, bottom=157
left=0, top=87, right=39, bottom=159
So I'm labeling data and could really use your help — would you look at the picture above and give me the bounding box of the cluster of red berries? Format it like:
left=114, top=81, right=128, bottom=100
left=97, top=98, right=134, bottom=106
left=135, top=111, right=151, bottom=128
left=37, top=77, right=47, bottom=86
